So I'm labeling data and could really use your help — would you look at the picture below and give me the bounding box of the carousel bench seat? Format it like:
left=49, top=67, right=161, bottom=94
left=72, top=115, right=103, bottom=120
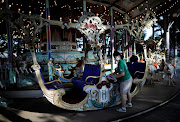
left=44, top=81, right=62, bottom=90
left=126, top=62, right=146, bottom=79
left=40, top=70, right=62, bottom=90
left=72, top=64, right=100, bottom=96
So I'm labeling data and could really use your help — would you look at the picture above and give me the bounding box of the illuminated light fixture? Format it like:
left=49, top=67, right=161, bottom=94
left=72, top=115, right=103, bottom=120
left=69, top=18, right=72, bottom=23
left=18, top=8, right=20, bottom=13
left=29, top=11, right=31, bottom=15
left=173, top=13, right=177, bottom=17
left=48, top=15, right=50, bottom=20
left=60, top=17, right=62, bottom=21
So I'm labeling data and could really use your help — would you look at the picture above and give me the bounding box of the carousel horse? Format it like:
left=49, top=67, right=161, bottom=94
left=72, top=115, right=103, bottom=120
left=51, top=57, right=85, bottom=85
left=163, top=63, right=176, bottom=86
left=50, top=64, right=72, bottom=84
left=66, top=57, right=84, bottom=78
left=147, top=62, right=160, bottom=84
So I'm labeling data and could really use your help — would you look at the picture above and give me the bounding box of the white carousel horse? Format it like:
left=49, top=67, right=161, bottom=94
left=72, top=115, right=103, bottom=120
left=163, top=63, right=176, bottom=86
left=148, top=63, right=159, bottom=84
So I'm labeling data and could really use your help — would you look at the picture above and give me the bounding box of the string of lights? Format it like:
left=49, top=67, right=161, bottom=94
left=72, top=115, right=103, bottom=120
left=0, top=0, right=179, bottom=25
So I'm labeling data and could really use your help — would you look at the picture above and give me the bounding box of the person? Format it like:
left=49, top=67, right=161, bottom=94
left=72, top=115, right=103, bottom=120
left=111, top=51, right=133, bottom=112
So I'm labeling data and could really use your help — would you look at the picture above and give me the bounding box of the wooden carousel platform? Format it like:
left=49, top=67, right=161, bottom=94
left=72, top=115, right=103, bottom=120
left=0, top=70, right=180, bottom=122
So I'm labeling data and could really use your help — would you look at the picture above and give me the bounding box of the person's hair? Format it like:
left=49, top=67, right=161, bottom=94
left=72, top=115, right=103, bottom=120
left=113, top=51, right=124, bottom=59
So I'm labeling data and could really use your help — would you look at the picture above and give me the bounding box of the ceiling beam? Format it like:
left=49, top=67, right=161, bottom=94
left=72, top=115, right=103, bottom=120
left=87, top=0, right=127, bottom=13
left=126, top=0, right=146, bottom=13
left=111, top=0, right=121, bottom=6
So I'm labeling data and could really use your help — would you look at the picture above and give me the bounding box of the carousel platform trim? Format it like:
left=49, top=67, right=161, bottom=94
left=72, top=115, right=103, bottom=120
left=1, top=70, right=180, bottom=122
left=0, top=90, right=43, bottom=98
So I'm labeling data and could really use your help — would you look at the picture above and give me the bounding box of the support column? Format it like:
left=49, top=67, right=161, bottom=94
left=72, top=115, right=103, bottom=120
left=110, top=7, right=114, bottom=73
left=122, top=30, right=124, bottom=53
left=5, top=0, right=16, bottom=85
left=164, top=14, right=169, bottom=61
left=46, top=0, right=51, bottom=60
left=152, top=21, right=155, bottom=39
left=46, top=0, right=53, bottom=81
left=83, top=0, right=87, bottom=62
left=134, top=40, right=136, bottom=55
left=173, top=14, right=178, bottom=66
left=83, top=0, right=87, bottom=15
left=125, top=30, right=128, bottom=62
left=102, top=33, right=107, bottom=61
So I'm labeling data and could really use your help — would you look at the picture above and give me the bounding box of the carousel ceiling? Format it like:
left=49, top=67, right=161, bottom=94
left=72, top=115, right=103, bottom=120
left=0, top=0, right=179, bottom=35
left=0, top=0, right=179, bottom=22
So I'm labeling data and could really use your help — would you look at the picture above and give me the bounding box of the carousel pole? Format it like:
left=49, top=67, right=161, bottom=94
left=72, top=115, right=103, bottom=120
left=110, top=7, right=115, bottom=73
left=133, top=39, right=136, bottom=55
left=103, top=33, right=107, bottom=61
left=125, top=30, right=128, bottom=61
left=83, top=0, right=87, bottom=62
left=152, top=21, right=155, bottom=39
left=164, top=14, right=170, bottom=62
left=46, top=0, right=53, bottom=81
left=5, top=0, right=16, bottom=86
left=122, top=30, right=124, bottom=54
left=173, top=13, right=178, bottom=66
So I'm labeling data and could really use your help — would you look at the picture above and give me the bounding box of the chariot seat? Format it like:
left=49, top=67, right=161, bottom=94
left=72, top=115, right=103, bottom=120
left=71, top=64, right=100, bottom=96
left=126, top=62, right=146, bottom=79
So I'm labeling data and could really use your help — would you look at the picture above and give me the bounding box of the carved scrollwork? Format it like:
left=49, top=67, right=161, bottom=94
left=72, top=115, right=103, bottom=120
left=31, top=64, right=41, bottom=71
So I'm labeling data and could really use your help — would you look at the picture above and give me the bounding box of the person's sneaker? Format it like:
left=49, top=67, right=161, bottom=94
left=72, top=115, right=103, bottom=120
left=116, top=107, right=126, bottom=112
left=126, top=103, right=132, bottom=108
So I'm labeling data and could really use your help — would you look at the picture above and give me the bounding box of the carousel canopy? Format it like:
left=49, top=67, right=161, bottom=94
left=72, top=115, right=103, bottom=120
left=0, top=0, right=179, bottom=22
left=0, top=0, right=179, bottom=35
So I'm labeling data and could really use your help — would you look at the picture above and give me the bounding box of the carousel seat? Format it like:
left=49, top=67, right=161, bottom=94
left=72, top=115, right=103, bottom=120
left=44, top=80, right=62, bottom=90
left=40, top=70, right=62, bottom=90
left=127, top=62, right=146, bottom=79
left=72, top=64, right=100, bottom=96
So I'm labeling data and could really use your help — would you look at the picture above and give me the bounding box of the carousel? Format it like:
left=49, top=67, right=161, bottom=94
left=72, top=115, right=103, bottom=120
left=0, top=0, right=179, bottom=111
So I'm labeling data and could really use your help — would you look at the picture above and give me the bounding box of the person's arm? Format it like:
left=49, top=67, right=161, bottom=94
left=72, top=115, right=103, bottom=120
left=114, top=72, right=125, bottom=78
left=114, top=61, right=125, bottom=78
